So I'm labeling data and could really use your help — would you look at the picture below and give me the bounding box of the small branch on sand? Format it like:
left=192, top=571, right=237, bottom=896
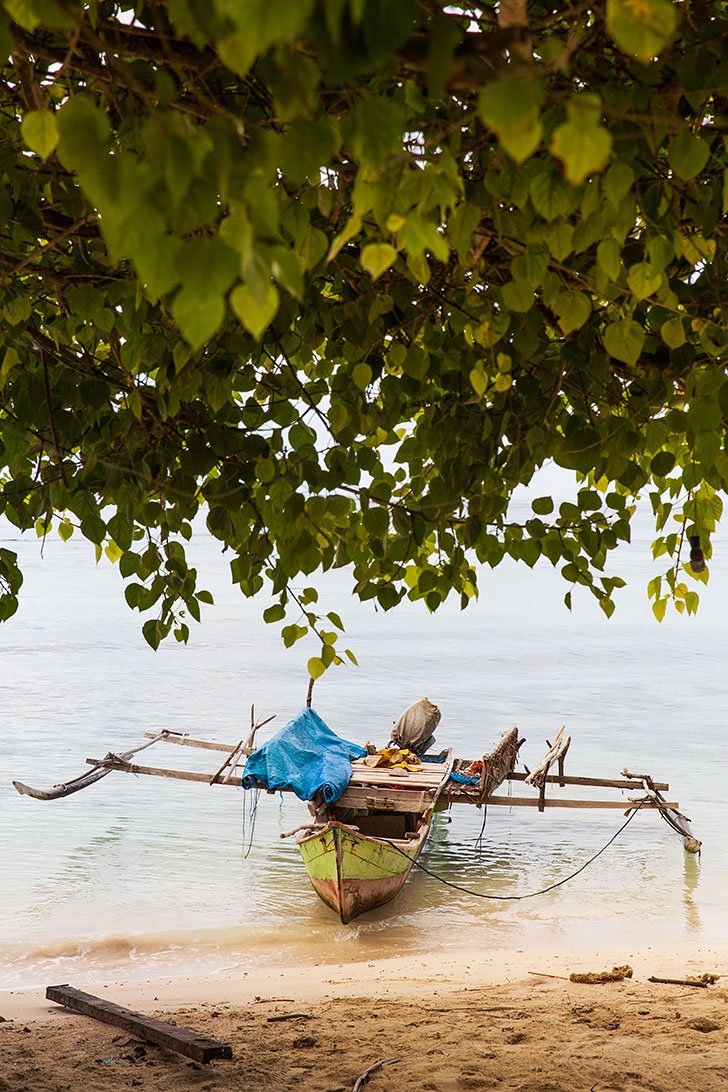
left=353, top=1057, right=402, bottom=1092
left=648, top=976, right=712, bottom=988
left=266, top=1013, right=313, bottom=1022
left=528, top=971, right=570, bottom=980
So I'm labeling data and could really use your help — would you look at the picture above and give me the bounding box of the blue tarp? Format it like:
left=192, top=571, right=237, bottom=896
left=241, top=707, right=366, bottom=803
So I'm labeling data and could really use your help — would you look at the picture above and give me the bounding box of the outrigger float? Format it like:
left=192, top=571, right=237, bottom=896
left=12, top=699, right=701, bottom=924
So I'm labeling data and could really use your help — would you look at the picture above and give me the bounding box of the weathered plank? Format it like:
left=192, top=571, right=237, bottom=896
left=45, top=985, right=232, bottom=1063
left=336, top=786, right=430, bottom=812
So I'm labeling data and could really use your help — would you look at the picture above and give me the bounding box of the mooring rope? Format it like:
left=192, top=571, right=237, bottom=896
left=386, top=799, right=646, bottom=901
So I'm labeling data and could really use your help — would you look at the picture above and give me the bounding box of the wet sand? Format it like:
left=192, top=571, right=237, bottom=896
left=2, top=944, right=727, bottom=1091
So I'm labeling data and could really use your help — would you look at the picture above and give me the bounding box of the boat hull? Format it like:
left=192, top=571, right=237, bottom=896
left=297, top=820, right=430, bottom=924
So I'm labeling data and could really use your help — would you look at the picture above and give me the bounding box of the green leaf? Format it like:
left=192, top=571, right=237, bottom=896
left=532, top=496, right=554, bottom=515
left=348, top=96, right=405, bottom=167
left=606, top=0, right=677, bottom=63
left=448, top=202, right=481, bottom=263
left=596, top=238, right=622, bottom=281
left=529, top=171, right=573, bottom=221
left=135, top=236, right=182, bottom=300
left=469, top=368, right=487, bottom=396
left=178, top=238, right=239, bottom=299
left=231, top=282, right=280, bottom=339
left=550, top=96, right=612, bottom=185
left=353, top=363, right=372, bottom=390
left=142, top=619, right=162, bottom=650
left=521, top=243, right=550, bottom=287
left=360, top=243, right=397, bottom=280
left=603, top=162, right=635, bottom=205
left=171, top=288, right=225, bottom=349
left=263, top=603, right=286, bottom=622
left=307, top=656, right=326, bottom=680
left=478, top=76, right=544, bottom=164
left=5, top=0, right=75, bottom=29
left=21, top=110, right=59, bottom=159
left=603, top=318, right=645, bottom=365
left=627, top=261, right=661, bottom=300
left=599, top=596, right=615, bottom=619
left=651, top=451, right=676, bottom=476
left=647, top=236, right=674, bottom=273
left=56, top=96, right=110, bottom=172
left=668, top=129, right=710, bottom=181
left=501, top=279, right=534, bottom=313
left=398, top=214, right=449, bottom=262
left=554, top=292, right=591, bottom=334
left=652, top=597, right=667, bottom=623
left=280, top=117, right=339, bottom=184
left=660, top=316, right=685, bottom=349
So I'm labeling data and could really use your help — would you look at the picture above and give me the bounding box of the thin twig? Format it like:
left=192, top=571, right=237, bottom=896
left=40, top=348, right=69, bottom=487
left=352, top=1057, right=402, bottom=1092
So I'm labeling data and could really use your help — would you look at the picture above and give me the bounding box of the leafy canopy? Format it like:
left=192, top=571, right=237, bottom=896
left=0, top=0, right=726, bottom=667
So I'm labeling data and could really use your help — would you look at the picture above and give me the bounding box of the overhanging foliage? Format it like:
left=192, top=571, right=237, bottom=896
left=0, top=1, right=726, bottom=670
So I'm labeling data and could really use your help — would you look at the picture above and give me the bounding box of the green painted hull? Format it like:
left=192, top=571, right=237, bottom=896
left=298, top=820, right=430, bottom=924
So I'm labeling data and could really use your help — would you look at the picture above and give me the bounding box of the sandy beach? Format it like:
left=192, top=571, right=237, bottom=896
left=2, top=944, right=727, bottom=1091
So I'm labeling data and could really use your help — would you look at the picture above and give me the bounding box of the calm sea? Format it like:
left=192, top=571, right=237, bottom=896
left=2, top=496, right=726, bottom=989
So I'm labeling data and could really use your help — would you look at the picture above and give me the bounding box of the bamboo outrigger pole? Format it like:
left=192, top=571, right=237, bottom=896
left=10, top=723, right=701, bottom=853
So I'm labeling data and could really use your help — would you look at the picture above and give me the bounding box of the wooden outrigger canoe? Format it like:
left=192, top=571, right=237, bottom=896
left=11, top=710, right=702, bottom=923
left=296, top=751, right=454, bottom=923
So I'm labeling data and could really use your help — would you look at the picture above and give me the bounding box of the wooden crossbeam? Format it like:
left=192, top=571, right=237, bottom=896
left=467, top=795, right=679, bottom=810
left=507, top=772, right=669, bottom=791
left=145, top=731, right=233, bottom=753
left=86, top=758, right=243, bottom=786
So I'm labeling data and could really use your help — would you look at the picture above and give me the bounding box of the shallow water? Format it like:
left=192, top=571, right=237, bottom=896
left=1, top=501, right=726, bottom=989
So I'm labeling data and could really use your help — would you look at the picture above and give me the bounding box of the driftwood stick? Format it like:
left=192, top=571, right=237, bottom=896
left=266, top=1012, right=313, bottom=1022
left=647, top=976, right=710, bottom=988
left=527, top=971, right=570, bottom=980
left=306, top=675, right=315, bottom=708
left=525, top=728, right=572, bottom=788
left=352, top=1056, right=402, bottom=1092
